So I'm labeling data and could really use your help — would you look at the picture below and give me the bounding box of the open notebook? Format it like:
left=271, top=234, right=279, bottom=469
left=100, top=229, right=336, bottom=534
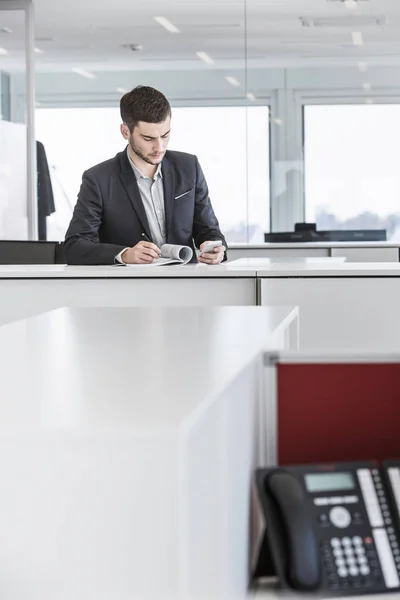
left=123, top=244, right=193, bottom=266
left=153, top=244, right=193, bottom=266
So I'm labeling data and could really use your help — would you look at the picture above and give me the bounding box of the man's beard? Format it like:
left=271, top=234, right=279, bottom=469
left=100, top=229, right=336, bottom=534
left=129, top=138, right=163, bottom=166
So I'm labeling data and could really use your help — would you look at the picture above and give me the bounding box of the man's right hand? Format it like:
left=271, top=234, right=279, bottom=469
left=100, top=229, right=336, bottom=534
left=121, top=241, right=161, bottom=264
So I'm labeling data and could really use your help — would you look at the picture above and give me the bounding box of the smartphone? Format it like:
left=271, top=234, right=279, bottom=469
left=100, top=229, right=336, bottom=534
left=199, top=240, right=223, bottom=256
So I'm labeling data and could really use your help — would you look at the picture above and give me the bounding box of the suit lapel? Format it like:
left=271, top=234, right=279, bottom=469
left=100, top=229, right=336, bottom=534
left=118, top=148, right=152, bottom=239
left=162, top=155, right=175, bottom=240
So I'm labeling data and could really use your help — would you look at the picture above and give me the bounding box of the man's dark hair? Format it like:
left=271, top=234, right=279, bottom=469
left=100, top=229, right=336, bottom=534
left=120, top=86, right=171, bottom=132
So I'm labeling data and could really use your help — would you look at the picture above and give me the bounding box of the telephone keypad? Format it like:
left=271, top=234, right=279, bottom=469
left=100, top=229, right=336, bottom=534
left=342, top=537, right=351, bottom=546
left=322, top=536, right=382, bottom=590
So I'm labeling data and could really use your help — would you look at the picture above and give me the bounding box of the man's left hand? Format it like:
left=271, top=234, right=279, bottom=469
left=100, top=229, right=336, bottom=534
left=198, top=241, right=226, bottom=265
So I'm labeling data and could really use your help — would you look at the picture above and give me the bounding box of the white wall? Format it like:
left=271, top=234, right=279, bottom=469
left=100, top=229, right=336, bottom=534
left=0, top=120, right=28, bottom=239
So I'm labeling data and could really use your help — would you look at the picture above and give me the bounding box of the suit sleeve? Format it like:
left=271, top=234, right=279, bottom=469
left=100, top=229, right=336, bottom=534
left=192, top=156, right=228, bottom=259
left=64, top=171, right=126, bottom=265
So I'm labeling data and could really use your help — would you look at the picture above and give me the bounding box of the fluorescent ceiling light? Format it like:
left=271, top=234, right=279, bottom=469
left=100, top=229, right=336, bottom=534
left=225, top=76, right=240, bottom=87
left=196, top=51, right=214, bottom=65
left=34, top=47, right=44, bottom=54
left=116, top=87, right=129, bottom=94
left=352, top=31, right=364, bottom=46
left=246, top=92, right=257, bottom=101
left=358, top=61, right=368, bottom=72
left=0, top=47, right=9, bottom=55
left=362, top=82, right=372, bottom=91
left=72, top=68, right=97, bottom=80
left=154, top=16, right=180, bottom=33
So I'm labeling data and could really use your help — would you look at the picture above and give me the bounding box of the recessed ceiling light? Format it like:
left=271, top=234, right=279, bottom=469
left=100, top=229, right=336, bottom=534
left=196, top=51, right=214, bottom=65
left=72, top=68, right=97, bottom=80
left=116, top=87, right=129, bottom=94
left=246, top=92, right=257, bottom=101
left=363, top=82, right=372, bottom=91
left=154, top=16, right=180, bottom=33
left=0, top=47, right=9, bottom=55
left=34, top=47, right=44, bottom=54
left=352, top=31, right=363, bottom=46
left=358, top=61, right=368, bottom=72
left=225, top=76, right=240, bottom=87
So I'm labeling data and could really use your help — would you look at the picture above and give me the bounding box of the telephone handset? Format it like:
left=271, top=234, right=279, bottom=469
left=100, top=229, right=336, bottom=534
left=254, top=461, right=400, bottom=595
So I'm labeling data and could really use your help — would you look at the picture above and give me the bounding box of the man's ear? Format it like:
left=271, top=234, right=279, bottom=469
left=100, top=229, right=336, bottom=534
left=120, top=123, right=130, bottom=139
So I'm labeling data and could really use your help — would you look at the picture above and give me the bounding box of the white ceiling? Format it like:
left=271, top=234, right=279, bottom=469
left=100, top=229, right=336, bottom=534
left=1, top=0, right=400, bottom=72
left=2, top=0, right=400, bottom=101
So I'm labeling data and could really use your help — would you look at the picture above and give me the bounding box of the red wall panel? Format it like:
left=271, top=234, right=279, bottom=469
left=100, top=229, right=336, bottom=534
left=278, top=364, right=400, bottom=465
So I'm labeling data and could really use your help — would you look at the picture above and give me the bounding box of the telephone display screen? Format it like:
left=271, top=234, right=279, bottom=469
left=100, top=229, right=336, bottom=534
left=304, top=472, right=355, bottom=493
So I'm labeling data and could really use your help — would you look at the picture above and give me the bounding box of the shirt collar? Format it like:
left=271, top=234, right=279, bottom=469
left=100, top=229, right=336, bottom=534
left=127, top=147, right=163, bottom=181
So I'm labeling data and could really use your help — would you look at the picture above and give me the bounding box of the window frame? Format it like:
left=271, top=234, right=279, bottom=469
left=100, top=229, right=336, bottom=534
left=34, top=93, right=275, bottom=242
left=294, top=89, right=400, bottom=232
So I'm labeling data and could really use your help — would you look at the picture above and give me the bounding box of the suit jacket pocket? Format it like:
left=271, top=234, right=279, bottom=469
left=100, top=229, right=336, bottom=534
left=174, top=188, right=194, bottom=200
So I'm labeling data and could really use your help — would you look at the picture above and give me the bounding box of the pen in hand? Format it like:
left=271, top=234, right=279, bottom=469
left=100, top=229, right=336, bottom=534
left=141, top=233, right=153, bottom=244
left=141, top=233, right=161, bottom=258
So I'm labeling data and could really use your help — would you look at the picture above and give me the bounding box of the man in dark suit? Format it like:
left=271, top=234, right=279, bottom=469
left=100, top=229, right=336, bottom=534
left=64, top=86, right=227, bottom=265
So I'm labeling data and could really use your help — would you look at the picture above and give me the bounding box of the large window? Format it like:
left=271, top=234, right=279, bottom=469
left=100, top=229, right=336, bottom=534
left=305, top=104, right=400, bottom=240
left=35, top=105, right=270, bottom=243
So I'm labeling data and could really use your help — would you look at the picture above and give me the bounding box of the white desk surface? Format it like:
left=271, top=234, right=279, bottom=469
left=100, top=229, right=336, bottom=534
left=0, top=305, right=297, bottom=435
left=5, top=262, right=400, bottom=279
left=0, top=263, right=257, bottom=279
left=229, top=257, right=347, bottom=267
left=256, top=262, right=400, bottom=277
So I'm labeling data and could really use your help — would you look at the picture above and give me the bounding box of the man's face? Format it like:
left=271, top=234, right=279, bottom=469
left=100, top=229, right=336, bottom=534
left=123, top=118, right=171, bottom=166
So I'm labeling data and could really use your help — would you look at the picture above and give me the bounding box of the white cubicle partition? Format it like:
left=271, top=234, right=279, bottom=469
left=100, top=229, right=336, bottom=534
left=0, top=264, right=258, bottom=327
left=258, top=263, right=400, bottom=350
left=0, top=305, right=298, bottom=600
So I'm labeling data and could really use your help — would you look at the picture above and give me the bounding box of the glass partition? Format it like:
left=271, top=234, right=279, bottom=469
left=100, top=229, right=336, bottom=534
left=35, top=0, right=257, bottom=242
left=0, top=4, right=31, bottom=239
left=247, top=0, right=400, bottom=239
left=33, top=0, right=400, bottom=244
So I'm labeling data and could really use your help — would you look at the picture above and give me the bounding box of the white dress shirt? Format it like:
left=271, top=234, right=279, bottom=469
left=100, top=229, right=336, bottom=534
left=115, top=149, right=166, bottom=263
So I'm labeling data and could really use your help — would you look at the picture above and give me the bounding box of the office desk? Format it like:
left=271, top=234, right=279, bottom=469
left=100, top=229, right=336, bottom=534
left=258, top=262, right=400, bottom=350
left=3, top=261, right=399, bottom=352
left=0, top=264, right=258, bottom=326
left=0, top=305, right=298, bottom=600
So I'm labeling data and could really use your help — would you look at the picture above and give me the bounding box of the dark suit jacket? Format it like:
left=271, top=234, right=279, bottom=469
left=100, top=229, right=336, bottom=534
left=37, top=140, right=55, bottom=241
left=64, top=148, right=227, bottom=265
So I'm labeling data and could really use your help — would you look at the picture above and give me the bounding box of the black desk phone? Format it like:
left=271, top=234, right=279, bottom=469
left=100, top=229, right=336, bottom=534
left=254, top=461, right=400, bottom=595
